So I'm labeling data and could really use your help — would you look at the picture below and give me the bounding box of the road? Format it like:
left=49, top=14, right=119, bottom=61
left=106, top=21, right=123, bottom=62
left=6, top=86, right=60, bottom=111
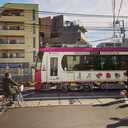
left=0, top=104, right=128, bottom=128
left=23, top=89, right=122, bottom=100
left=0, top=90, right=128, bottom=128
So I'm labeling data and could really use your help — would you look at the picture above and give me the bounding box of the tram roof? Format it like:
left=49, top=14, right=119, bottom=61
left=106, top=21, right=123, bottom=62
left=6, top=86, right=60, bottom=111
left=39, top=47, right=128, bottom=52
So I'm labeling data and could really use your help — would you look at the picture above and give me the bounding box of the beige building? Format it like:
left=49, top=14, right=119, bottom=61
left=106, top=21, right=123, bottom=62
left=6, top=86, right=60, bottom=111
left=0, top=3, right=39, bottom=79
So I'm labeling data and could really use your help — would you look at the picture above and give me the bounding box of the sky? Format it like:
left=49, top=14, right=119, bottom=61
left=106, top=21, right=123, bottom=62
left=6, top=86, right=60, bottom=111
left=1, top=0, right=128, bottom=46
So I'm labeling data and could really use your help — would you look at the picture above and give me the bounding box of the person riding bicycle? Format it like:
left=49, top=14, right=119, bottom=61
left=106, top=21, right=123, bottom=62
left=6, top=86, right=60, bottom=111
left=2, top=72, right=19, bottom=105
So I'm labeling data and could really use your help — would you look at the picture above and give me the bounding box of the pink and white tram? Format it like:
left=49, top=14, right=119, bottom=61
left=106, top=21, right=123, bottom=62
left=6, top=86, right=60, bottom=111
left=35, top=47, right=128, bottom=91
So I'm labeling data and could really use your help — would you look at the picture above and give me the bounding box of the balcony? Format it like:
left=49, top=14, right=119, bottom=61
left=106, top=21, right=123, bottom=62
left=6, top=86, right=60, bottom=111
left=0, top=25, right=24, bottom=30
left=0, top=30, right=24, bottom=36
left=0, top=56, right=24, bottom=59
left=0, top=44, right=25, bottom=50
left=0, top=9, right=24, bottom=21
left=0, top=38, right=24, bottom=44
left=0, top=16, right=25, bottom=22
left=0, top=51, right=25, bottom=58
left=0, top=50, right=26, bottom=63
left=0, top=58, right=27, bottom=63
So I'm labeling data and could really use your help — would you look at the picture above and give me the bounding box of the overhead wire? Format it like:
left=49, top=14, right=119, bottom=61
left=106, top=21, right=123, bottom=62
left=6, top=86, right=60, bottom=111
left=116, top=0, right=123, bottom=21
left=1, top=7, right=128, bottom=19
left=2, top=22, right=128, bottom=33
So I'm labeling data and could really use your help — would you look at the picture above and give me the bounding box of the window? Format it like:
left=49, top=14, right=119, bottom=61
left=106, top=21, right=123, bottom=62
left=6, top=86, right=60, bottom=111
left=2, top=10, right=24, bottom=16
left=8, top=25, right=22, bottom=30
left=62, top=55, right=128, bottom=71
left=33, top=25, right=36, bottom=34
left=118, top=56, right=128, bottom=70
left=62, top=55, right=94, bottom=71
left=33, top=51, right=36, bottom=61
left=33, top=10, right=36, bottom=21
left=0, top=37, right=24, bottom=44
left=0, top=38, right=8, bottom=44
left=50, top=58, right=58, bottom=76
left=0, top=50, right=24, bottom=58
left=9, top=40, right=16, bottom=44
left=33, top=37, right=36, bottom=48
left=100, top=55, right=120, bottom=70
left=16, top=53, right=20, bottom=58
left=2, top=53, right=8, bottom=58
left=9, top=53, right=13, bottom=58
left=2, top=26, right=8, bottom=30
left=17, top=37, right=24, bottom=44
left=0, top=39, right=6, bottom=44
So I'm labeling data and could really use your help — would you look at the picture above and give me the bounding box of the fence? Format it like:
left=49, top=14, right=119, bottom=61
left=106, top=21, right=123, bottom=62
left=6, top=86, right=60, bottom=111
left=0, top=68, right=33, bottom=82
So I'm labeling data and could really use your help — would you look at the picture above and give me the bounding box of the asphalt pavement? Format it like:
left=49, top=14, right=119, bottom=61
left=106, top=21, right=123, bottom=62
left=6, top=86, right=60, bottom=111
left=23, top=89, right=122, bottom=100
left=0, top=89, right=128, bottom=128
left=0, top=104, right=128, bottom=128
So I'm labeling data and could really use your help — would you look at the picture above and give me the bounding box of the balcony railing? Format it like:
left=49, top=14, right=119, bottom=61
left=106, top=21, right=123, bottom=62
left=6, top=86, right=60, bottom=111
left=2, top=10, right=24, bottom=16
left=0, top=26, right=24, bottom=30
left=0, top=40, right=24, bottom=44
left=0, top=56, right=25, bottom=58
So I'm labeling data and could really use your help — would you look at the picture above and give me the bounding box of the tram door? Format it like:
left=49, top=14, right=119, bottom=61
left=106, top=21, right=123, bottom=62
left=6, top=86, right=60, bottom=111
left=49, top=57, right=58, bottom=80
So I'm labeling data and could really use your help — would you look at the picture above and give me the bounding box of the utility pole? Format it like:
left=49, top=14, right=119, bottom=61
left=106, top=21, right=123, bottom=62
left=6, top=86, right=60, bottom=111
left=113, top=0, right=116, bottom=42
left=120, top=20, right=125, bottom=43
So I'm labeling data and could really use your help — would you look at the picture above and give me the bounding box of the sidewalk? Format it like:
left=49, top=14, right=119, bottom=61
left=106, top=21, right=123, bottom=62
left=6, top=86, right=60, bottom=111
left=7, top=98, right=121, bottom=108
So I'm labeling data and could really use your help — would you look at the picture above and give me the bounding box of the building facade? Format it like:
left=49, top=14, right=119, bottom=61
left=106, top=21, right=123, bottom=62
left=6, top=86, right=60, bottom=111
left=39, top=17, right=52, bottom=47
left=39, top=15, right=89, bottom=47
left=0, top=3, right=39, bottom=80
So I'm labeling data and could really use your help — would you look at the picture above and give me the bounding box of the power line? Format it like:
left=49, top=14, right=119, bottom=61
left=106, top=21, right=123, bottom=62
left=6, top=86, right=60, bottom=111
left=112, top=0, right=116, bottom=39
left=1, top=22, right=128, bottom=31
left=1, top=7, right=128, bottom=19
left=117, top=0, right=123, bottom=21
left=38, top=10, right=128, bottom=19
left=22, top=23, right=128, bottom=31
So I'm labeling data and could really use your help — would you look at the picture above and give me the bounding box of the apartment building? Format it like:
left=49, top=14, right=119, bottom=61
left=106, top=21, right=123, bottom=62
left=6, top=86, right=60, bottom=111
left=0, top=3, right=39, bottom=79
left=39, top=17, right=52, bottom=47
left=40, top=15, right=83, bottom=47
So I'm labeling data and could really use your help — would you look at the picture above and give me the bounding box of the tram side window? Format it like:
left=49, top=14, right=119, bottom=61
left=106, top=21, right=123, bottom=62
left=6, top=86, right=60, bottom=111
left=118, top=56, right=128, bottom=70
left=62, top=55, right=95, bottom=71
left=100, top=55, right=128, bottom=70
left=100, top=55, right=119, bottom=70
left=50, top=57, right=58, bottom=76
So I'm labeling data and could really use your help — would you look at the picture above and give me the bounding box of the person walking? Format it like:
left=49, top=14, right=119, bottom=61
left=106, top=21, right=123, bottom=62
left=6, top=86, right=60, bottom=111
left=17, top=82, right=24, bottom=105
left=2, top=72, right=19, bottom=105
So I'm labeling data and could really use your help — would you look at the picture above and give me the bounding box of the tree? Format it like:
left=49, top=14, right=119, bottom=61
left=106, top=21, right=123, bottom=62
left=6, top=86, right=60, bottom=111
left=77, top=25, right=87, bottom=33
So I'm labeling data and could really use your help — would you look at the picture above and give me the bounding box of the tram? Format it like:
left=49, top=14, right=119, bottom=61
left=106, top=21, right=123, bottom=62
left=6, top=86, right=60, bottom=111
left=34, top=47, right=128, bottom=91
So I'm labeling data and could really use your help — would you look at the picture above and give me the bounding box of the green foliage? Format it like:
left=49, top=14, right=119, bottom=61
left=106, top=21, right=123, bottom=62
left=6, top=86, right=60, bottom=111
left=78, top=25, right=87, bottom=33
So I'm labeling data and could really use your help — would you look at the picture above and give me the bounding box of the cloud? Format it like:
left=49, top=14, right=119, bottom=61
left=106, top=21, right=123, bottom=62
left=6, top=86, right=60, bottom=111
left=32, top=0, right=112, bottom=14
